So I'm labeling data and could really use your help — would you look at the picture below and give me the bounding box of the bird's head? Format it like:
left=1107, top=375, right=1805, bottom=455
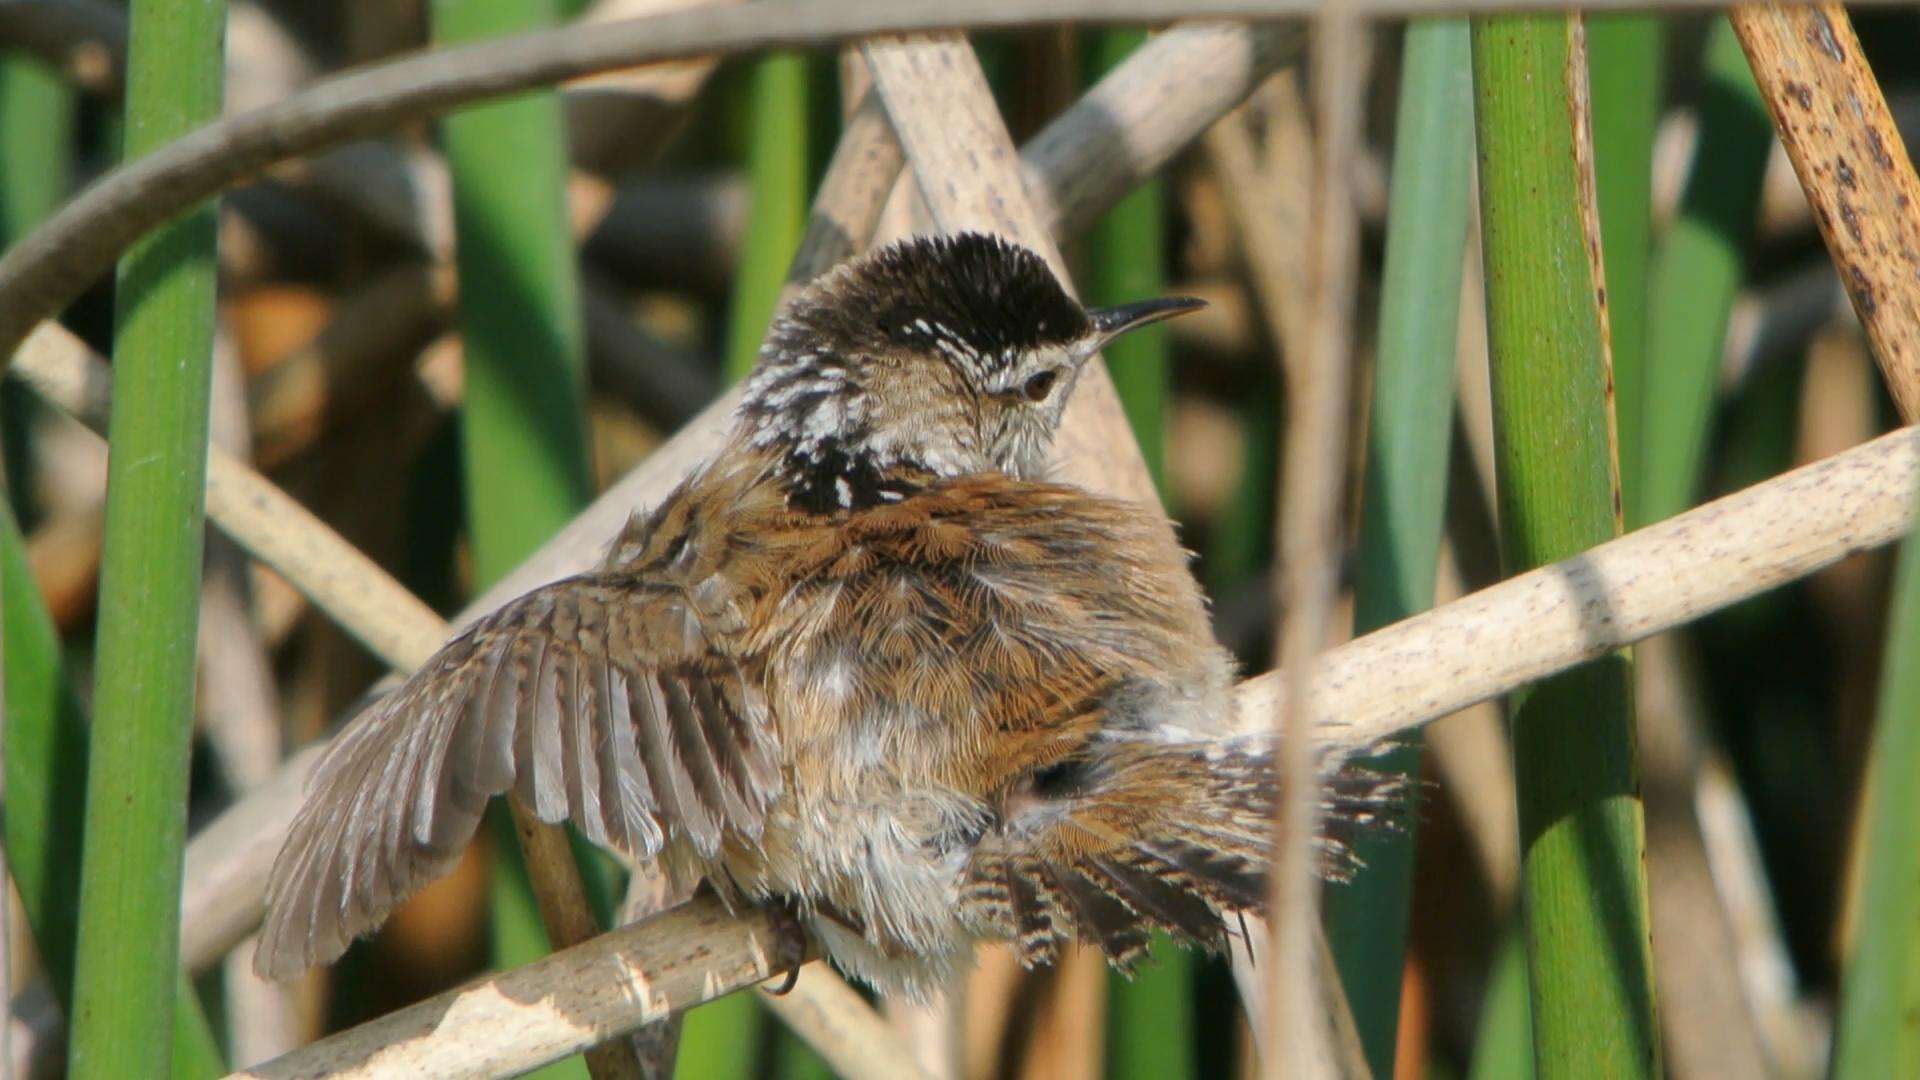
left=738, top=232, right=1202, bottom=510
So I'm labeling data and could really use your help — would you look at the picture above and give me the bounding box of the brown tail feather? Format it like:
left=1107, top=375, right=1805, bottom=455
left=961, top=733, right=1405, bottom=968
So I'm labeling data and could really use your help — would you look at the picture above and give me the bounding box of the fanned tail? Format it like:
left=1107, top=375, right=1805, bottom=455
left=961, top=733, right=1407, bottom=969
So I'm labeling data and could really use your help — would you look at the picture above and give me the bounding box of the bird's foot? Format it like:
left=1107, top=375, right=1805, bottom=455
left=761, top=897, right=810, bottom=996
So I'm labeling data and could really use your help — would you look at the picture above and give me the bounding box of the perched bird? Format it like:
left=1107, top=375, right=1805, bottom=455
left=255, top=232, right=1392, bottom=997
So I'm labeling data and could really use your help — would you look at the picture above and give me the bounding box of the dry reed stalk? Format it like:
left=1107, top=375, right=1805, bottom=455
left=1797, top=328, right=1896, bottom=771
left=204, top=329, right=309, bottom=1065
left=179, top=746, right=327, bottom=971
left=230, top=895, right=806, bottom=1079
left=2, top=0, right=725, bottom=260
left=13, top=323, right=439, bottom=974
left=1203, top=50, right=1372, bottom=1080
left=1241, top=422, right=1920, bottom=747
left=960, top=947, right=1024, bottom=1079
left=1422, top=703, right=1516, bottom=900
left=882, top=993, right=958, bottom=1080
left=1201, top=79, right=1314, bottom=365
left=503, top=808, right=645, bottom=1080
left=563, top=0, right=731, bottom=176
left=200, top=342, right=287, bottom=788
left=1420, top=549, right=1518, bottom=901
left=1452, top=219, right=1498, bottom=508
left=1635, top=636, right=1777, bottom=1077
left=600, top=861, right=691, bottom=1076
left=785, top=87, right=905, bottom=288
left=4, top=985, right=63, bottom=1078
left=243, top=174, right=722, bottom=472
left=1729, top=1, right=1920, bottom=420
left=14, top=322, right=448, bottom=671
left=1274, top=12, right=1367, bottom=1068
left=1695, top=758, right=1826, bottom=1075
left=1013, top=949, right=1106, bottom=1080
left=759, top=966, right=940, bottom=1080
left=1723, top=19, right=1920, bottom=1069
left=1260, top=13, right=1367, bottom=1077
left=1315, top=929, right=1372, bottom=1074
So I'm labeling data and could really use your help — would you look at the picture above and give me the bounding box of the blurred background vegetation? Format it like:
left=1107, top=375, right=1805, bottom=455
left=3, top=1, right=1920, bottom=1077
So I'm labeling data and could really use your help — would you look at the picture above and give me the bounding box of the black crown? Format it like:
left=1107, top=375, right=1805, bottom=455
left=856, top=233, right=1092, bottom=375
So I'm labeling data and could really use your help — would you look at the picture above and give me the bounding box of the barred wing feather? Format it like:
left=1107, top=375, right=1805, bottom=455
left=254, top=574, right=779, bottom=980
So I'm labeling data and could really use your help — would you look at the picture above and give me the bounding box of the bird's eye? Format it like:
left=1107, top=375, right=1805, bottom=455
left=1021, top=369, right=1059, bottom=402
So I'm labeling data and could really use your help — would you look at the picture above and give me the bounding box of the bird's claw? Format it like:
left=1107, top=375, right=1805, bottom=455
left=761, top=898, right=809, bottom=996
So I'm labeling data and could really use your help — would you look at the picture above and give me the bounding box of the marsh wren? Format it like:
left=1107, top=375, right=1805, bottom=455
left=255, top=233, right=1391, bottom=997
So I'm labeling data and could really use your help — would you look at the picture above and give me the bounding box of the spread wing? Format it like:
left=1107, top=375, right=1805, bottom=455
left=961, top=735, right=1401, bottom=969
left=254, top=573, right=779, bottom=980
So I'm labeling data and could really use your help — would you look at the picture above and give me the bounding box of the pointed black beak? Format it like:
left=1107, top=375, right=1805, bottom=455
left=1087, top=296, right=1208, bottom=346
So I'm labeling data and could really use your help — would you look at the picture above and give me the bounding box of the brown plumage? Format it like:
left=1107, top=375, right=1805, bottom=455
left=255, top=233, right=1398, bottom=996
